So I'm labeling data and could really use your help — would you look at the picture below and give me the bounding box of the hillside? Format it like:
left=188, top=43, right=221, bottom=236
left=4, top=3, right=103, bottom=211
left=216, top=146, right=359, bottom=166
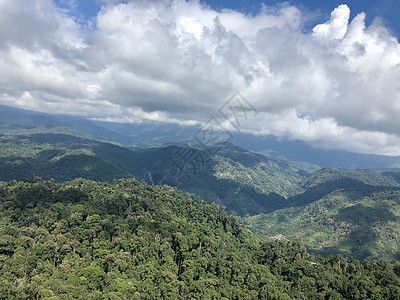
left=136, top=143, right=307, bottom=215
left=0, top=126, right=308, bottom=215
left=4, top=125, right=400, bottom=260
left=1, top=178, right=400, bottom=299
left=0, top=125, right=132, bottom=182
left=244, top=169, right=400, bottom=260
left=302, top=168, right=400, bottom=189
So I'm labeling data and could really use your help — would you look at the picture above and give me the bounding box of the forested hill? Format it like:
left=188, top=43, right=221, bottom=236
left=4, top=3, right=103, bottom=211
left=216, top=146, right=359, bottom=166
left=243, top=168, right=400, bottom=261
left=4, top=126, right=400, bottom=261
left=1, top=178, right=400, bottom=299
left=0, top=126, right=309, bottom=215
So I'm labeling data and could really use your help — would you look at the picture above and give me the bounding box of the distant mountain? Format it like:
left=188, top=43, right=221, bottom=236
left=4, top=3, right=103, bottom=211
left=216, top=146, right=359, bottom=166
left=2, top=104, right=400, bottom=168
left=93, top=120, right=197, bottom=146
left=243, top=168, right=400, bottom=260
left=231, top=132, right=400, bottom=169
left=96, top=120, right=400, bottom=169
left=0, top=105, right=132, bottom=144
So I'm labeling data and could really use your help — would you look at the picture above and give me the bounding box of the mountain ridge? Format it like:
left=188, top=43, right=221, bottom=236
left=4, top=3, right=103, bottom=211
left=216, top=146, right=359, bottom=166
left=0, top=127, right=307, bottom=215
left=2, top=104, right=400, bottom=169
left=3, top=118, right=400, bottom=259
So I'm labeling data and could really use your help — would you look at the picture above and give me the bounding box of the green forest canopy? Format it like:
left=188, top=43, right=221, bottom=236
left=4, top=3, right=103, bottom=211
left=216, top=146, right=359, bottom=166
left=0, top=178, right=400, bottom=299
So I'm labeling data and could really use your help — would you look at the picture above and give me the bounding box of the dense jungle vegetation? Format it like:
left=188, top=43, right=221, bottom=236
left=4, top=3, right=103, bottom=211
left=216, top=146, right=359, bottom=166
left=1, top=178, right=400, bottom=299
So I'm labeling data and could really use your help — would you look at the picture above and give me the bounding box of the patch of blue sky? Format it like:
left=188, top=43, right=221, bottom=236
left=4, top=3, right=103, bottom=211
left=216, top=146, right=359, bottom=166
left=53, top=0, right=400, bottom=37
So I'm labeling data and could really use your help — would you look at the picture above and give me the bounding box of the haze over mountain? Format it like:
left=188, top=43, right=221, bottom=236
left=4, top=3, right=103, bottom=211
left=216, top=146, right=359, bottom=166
left=2, top=105, right=400, bottom=169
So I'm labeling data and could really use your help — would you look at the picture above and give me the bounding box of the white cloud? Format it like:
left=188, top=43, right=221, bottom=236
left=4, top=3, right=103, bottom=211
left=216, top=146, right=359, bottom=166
left=312, top=4, right=350, bottom=40
left=0, top=0, right=400, bottom=155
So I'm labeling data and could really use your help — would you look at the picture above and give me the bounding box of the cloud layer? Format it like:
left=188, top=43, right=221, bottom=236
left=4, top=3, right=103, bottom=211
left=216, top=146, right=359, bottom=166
left=1, top=0, right=400, bottom=155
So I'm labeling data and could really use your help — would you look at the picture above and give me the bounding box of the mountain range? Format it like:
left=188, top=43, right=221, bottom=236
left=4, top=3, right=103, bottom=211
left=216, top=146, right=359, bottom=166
left=2, top=104, right=400, bottom=169
left=0, top=123, right=307, bottom=215
left=2, top=108, right=400, bottom=260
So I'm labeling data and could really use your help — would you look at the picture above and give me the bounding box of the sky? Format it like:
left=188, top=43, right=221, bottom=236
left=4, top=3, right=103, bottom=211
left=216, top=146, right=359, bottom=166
left=1, top=0, right=400, bottom=155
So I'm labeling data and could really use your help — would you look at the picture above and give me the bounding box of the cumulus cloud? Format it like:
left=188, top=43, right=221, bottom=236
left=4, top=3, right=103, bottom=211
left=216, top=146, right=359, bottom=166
left=0, top=0, right=400, bottom=155
left=312, top=4, right=350, bottom=40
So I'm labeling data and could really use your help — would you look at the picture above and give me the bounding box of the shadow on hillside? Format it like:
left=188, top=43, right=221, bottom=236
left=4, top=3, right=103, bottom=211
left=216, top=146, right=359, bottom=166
left=382, top=170, right=400, bottom=184
left=285, top=178, right=396, bottom=208
left=310, top=203, right=399, bottom=260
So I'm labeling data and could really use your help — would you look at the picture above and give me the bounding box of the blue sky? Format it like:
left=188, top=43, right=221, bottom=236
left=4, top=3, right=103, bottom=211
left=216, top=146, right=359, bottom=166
left=207, top=0, right=400, bottom=35
left=55, top=0, right=400, bottom=37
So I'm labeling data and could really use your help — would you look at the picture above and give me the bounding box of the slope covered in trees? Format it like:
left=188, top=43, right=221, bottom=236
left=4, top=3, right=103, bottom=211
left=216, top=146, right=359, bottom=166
left=0, top=126, right=309, bottom=215
left=135, top=142, right=307, bottom=215
left=3, top=125, right=400, bottom=260
left=0, top=129, right=131, bottom=182
left=244, top=170, right=400, bottom=260
left=1, top=178, right=400, bottom=299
